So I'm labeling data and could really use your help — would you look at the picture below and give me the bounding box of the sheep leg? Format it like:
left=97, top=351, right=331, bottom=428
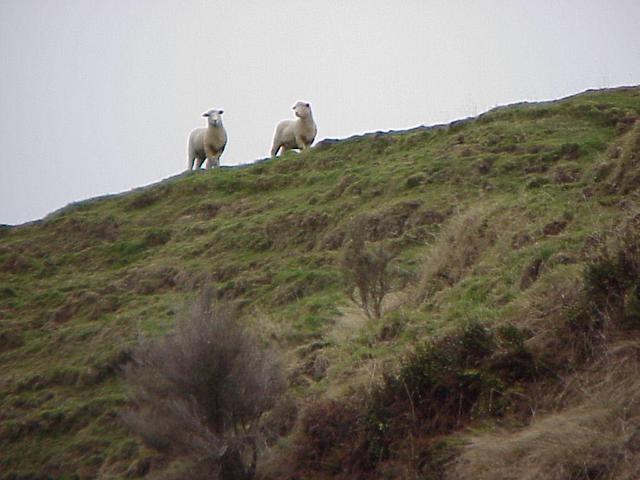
left=188, top=157, right=195, bottom=171
left=296, top=136, right=310, bottom=153
left=204, top=146, right=220, bottom=169
left=204, top=155, right=220, bottom=169
left=195, top=157, right=205, bottom=169
left=271, top=143, right=281, bottom=157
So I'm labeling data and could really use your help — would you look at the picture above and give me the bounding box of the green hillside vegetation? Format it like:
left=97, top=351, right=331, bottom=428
left=1, top=86, right=640, bottom=479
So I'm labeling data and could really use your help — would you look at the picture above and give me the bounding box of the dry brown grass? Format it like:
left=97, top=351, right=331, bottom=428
left=448, top=341, right=640, bottom=480
left=611, top=120, right=640, bottom=194
left=504, top=267, right=584, bottom=365
left=416, top=205, right=497, bottom=303
left=447, top=209, right=640, bottom=480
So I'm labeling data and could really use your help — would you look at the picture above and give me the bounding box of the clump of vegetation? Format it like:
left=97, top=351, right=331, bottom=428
left=295, top=398, right=362, bottom=475
left=123, top=289, right=286, bottom=479
left=561, top=213, right=640, bottom=362
left=450, top=381, right=640, bottom=480
left=584, top=232, right=639, bottom=329
left=341, top=216, right=395, bottom=319
left=449, top=213, right=640, bottom=480
left=417, top=206, right=496, bottom=302
left=292, top=321, right=539, bottom=477
left=611, top=120, right=640, bottom=193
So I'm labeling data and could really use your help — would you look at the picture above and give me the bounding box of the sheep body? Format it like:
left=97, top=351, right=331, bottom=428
left=187, top=109, right=227, bottom=170
left=271, top=102, right=317, bottom=157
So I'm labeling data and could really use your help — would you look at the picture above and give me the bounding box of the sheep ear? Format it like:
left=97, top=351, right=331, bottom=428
left=202, top=112, right=210, bottom=117
left=218, top=110, right=224, bottom=114
left=306, top=103, right=310, bottom=108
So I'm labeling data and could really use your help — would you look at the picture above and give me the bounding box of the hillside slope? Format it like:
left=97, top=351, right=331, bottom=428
left=1, top=86, right=640, bottom=479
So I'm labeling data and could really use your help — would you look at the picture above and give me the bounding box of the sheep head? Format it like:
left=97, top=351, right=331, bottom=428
left=202, top=109, right=224, bottom=127
left=293, top=101, right=312, bottom=119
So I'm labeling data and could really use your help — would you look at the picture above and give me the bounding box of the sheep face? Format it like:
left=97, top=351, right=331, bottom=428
left=203, top=109, right=224, bottom=127
left=292, top=102, right=312, bottom=119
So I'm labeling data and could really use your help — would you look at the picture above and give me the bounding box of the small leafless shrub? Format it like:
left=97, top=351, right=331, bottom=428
left=123, top=288, right=286, bottom=479
left=341, top=216, right=395, bottom=319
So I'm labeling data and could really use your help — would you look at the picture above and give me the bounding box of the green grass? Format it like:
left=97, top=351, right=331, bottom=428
left=1, top=86, right=640, bottom=478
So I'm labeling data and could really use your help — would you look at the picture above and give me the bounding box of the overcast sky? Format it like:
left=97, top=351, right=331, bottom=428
left=1, top=1, right=639, bottom=225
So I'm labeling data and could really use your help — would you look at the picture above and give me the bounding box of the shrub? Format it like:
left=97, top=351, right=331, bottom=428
left=388, top=322, right=499, bottom=429
left=565, top=213, right=640, bottom=361
left=296, top=399, right=361, bottom=473
left=143, top=228, right=172, bottom=247
left=449, top=342, right=640, bottom=480
left=123, top=288, right=286, bottom=479
left=341, top=216, right=395, bottom=319
left=292, top=322, right=540, bottom=477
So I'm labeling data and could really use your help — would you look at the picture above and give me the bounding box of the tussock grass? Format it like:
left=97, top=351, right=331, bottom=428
left=611, top=119, right=640, bottom=194
left=449, top=347, right=640, bottom=480
left=416, top=204, right=498, bottom=303
left=448, top=211, right=640, bottom=480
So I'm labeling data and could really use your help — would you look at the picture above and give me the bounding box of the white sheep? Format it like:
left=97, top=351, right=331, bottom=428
left=270, top=101, right=317, bottom=157
left=187, top=109, right=227, bottom=170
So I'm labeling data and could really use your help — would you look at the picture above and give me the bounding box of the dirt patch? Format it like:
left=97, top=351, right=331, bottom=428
left=325, top=175, right=357, bottom=200
left=194, top=202, right=222, bottom=220
left=320, top=228, right=346, bottom=250
left=406, top=174, right=427, bottom=188
left=543, top=220, right=569, bottom=236
left=520, top=257, right=544, bottom=289
left=407, top=207, right=448, bottom=228
left=1, top=252, right=34, bottom=274
left=552, top=165, right=582, bottom=184
left=128, top=185, right=171, bottom=209
left=46, top=290, right=122, bottom=327
left=475, top=158, right=494, bottom=175
left=511, top=232, right=533, bottom=249
left=119, top=265, right=183, bottom=295
left=0, top=330, right=24, bottom=353
left=363, top=201, right=424, bottom=241
left=264, top=211, right=330, bottom=249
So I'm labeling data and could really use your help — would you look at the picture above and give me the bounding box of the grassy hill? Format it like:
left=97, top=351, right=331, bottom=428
left=1, top=86, right=640, bottom=479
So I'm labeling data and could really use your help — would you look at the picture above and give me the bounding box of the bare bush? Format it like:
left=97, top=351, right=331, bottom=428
left=123, top=288, right=286, bottom=479
left=341, top=216, right=395, bottom=319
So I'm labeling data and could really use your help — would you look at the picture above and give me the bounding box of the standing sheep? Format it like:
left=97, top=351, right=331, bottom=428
left=187, top=109, right=227, bottom=170
left=270, top=101, right=317, bottom=157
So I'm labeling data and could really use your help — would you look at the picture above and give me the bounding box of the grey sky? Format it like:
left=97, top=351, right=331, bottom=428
left=1, top=1, right=639, bottom=225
